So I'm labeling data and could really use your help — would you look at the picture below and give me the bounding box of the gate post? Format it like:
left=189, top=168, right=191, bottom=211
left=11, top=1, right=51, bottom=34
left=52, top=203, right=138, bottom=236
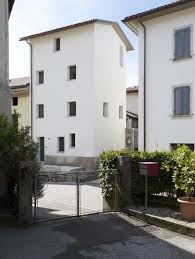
left=18, top=161, right=33, bottom=226
left=76, top=172, right=80, bottom=218
left=118, top=156, right=132, bottom=207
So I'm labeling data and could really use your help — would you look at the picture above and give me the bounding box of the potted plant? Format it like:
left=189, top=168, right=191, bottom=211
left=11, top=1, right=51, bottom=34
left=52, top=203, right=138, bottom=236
left=173, top=145, right=195, bottom=220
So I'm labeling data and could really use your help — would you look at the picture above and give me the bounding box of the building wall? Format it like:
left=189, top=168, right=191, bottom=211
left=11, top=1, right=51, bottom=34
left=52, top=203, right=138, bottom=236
left=126, top=92, right=138, bottom=115
left=0, top=0, right=11, bottom=117
left=93, top=23, right=126, bottom=155
left=12, top=95, right=30, bottom=127
left=138, top=7, right=195, bottom=151
left=31, top=22, right=127, bottom=162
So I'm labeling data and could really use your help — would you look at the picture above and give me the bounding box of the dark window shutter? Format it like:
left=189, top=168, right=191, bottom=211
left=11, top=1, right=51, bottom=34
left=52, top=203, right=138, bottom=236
left=59, top=137, right=64, bottom=152
left=56, top=38, right=60, bottom=51
left=175, top=29, right=183, bottom=59
left=174, top=87, right=182, bottom=115
left=39, top=71, right=44, bottom=84
left=70, top=102, right=76, bottom=116
left=182, top=86, right=190, bottom=115
left=39, top=104, right=44, bottom=118
left=175, top=27, right=191, bottom=59
left=183, top=27, right=191, bottom=57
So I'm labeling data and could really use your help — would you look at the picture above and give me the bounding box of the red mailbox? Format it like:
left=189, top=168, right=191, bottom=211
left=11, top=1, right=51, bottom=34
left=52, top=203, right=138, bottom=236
left=139, top=162, right=160, bottom=177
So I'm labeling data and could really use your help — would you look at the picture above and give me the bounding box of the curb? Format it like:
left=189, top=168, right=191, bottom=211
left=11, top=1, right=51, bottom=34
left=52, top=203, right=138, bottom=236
left=124, top=208, right=195, bottom=238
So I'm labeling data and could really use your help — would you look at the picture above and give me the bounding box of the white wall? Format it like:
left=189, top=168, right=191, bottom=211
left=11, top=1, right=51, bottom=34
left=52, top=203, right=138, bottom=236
left=0, top=0, right=11, bottom=117
left=126, top=92, right=138, bottom=114
left=138, top=7, right=195, bottom=151
left=31, top=22, right=127, bottom=159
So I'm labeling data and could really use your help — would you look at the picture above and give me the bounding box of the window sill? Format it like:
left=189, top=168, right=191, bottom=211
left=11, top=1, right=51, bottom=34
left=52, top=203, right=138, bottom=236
left=172, top=55, right=192, bottom=62
left=36, top=117, right=44, bottom=119
left=171, top=114, right=193, bottom=119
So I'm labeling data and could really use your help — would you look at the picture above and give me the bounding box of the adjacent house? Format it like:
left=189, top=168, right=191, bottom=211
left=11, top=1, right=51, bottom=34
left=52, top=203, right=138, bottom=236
left=123, top=0, right=195, bottom=151
left=21, top=19, right=133, bottom=168
left=10, top=77, right=30, bottom=128
left=126, top=86, right=138, bottom=129
left=0, top=0, right=15, bottom=117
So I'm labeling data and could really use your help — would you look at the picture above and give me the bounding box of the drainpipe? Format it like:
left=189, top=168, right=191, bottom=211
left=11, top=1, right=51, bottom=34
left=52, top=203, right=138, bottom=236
left=140, top=22, right=146, bottom=151
left=26, top=40, right=33, bottom=139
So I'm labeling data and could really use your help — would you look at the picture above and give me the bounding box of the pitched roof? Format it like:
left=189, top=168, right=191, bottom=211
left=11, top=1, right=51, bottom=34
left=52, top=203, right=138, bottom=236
left=9, top=77, right=30, bottom=89
left=126, top=86, right=138, bottom=93
left=9, top=0, right=15, bottom=15
left=20, top=19, right=133, bottom=51
left=123, top=0, right=195, bottom=23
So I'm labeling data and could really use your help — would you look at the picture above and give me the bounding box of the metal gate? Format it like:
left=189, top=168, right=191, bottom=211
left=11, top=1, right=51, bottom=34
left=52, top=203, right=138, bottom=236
left=33, top=170, right=116, bottom=223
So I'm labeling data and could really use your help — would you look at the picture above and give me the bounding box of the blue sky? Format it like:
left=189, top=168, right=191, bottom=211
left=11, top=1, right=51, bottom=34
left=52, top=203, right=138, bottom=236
left=9, top=0, right=174, bottom=86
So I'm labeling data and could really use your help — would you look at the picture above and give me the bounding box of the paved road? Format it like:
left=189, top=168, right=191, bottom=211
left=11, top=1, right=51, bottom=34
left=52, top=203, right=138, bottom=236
left=1, top=213, right=195, bottom=259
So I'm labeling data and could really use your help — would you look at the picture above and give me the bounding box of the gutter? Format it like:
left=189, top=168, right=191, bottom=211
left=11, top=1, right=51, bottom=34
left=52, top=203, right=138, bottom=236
left=140, top=22, right=146, bottom=151
left=26, top=40, right=33, bottom=139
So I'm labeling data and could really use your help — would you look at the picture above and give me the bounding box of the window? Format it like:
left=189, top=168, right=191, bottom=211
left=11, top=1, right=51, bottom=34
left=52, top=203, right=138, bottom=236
left=12, top=97, right=18, bottom=106
left=37, top=104, right=44, bottom=118
left=174, top=27, right=191, bottom=60
left=68, top=102, right=76, bottom=116
left=170, top=143, right=194, bottom=151
left=70, top=133, right=76, bottom=148
left=173, top=86, right=190, bottom=116
left=37, top=71, right=44, bottom=84
left=69, top=65, right=76, bottom=80
left=103, top=102, right=108, bottom=117
left=119, top=106, right=123, bottom=119
left=120, top=46, right=124, bottom=67
left=55, top=38, right=60, bottom=51
left=58, top=137, right=65, bottom=152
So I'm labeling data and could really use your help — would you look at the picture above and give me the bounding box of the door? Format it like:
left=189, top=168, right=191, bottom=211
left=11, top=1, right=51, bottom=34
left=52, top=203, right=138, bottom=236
left=39, top=137, right=45, bottom=161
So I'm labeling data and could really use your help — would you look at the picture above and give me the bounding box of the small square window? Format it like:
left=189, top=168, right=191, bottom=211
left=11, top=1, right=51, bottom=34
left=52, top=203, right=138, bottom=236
left=37, top=104, right=44, bottom=118
left=173, top=86, right=190, bottom=116
left=70, top=133, right=76, bottom=148
left=119, top=106, right=123, bottom=119
left=58, top=137, right=65, bottom=152
left=68, top=102, right=76, bottom=116
left=69, top=66, right=76, bottom=80
left=55, top=38, right=60, bottom=51
left=103, top=102, right=108, bottom=117
left=37, top=71, right=44, bottom=84
left=12, top=97, right=18, bottom=106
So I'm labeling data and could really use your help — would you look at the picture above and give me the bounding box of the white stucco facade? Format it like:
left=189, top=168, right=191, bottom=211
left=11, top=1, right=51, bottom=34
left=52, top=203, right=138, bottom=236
left=26, top=20, right=132, bottom=166
left=126, top=6, right=195, bottom=151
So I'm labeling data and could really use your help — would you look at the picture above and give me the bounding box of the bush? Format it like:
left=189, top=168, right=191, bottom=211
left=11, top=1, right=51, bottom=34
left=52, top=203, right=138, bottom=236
left=0, top=114, right=43, bottom=210
left=99, top=148, right=176, bottom=204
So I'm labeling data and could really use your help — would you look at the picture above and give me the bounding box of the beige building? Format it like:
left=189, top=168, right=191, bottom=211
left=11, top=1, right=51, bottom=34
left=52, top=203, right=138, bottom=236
left=10, top=77, right=30, bottom=128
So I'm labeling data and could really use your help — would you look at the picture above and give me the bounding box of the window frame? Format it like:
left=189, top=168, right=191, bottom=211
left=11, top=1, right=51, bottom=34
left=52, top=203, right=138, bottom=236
left=37, top=70, right=44, bottom=85
left=55, top=38, right=61, bottom=52
left=68, top=101, right=76, bottom=117
left=70, top=133, right=76, bottom=148
left=58, top=137, right=65, bottom=152
left=103, top=102, right=109, bottom=117
left=171, top=84, right=192, bottom=118
left=173, top=25, right=193, bottom=61
left=69, top=65, right=77, bottom=80
left=37, top=104, right=44, bottom=118
left=12, top=96, right=18, bottom=106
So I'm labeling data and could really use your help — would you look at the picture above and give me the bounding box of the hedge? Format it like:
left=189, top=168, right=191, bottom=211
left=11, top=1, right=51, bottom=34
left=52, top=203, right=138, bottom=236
left=99, top=148, right=176, bottom=203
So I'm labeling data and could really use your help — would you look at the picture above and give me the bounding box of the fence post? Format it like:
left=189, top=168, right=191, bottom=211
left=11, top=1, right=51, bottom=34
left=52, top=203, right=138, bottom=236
left=76, top=172, right=80, bottom=218
left=118, top=156, right=132, bottom=207
left=18, top=161, right=33, bottom=226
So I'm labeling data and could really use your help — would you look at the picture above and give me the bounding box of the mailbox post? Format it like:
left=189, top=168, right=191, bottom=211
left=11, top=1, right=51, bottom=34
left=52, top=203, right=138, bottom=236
left=139, top=162, right=160, bottom=210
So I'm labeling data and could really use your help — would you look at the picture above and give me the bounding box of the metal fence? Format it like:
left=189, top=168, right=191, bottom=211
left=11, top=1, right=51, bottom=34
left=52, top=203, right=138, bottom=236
left=33, top=170, right=116, bottom=223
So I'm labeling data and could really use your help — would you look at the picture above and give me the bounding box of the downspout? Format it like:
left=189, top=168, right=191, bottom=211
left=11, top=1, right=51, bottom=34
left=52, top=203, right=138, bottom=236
left=140, top=22, right=146, bottom=151
left=26, top=40, right=33, bottom=139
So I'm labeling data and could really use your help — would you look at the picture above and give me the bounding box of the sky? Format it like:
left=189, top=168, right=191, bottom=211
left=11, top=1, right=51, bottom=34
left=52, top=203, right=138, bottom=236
left=9, top=0, right=174, bottom=86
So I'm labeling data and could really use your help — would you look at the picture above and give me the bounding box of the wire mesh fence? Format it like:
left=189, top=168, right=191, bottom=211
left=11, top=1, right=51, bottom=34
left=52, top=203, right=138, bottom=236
left=33, top=170, right=116, bottom=223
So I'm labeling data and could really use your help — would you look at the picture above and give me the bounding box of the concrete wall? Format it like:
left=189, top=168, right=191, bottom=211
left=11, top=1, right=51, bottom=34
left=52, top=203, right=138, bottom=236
left=126, top=92, right=138, bottom=115
left=138, top=7, right=195, bottom=151
left=31, top=22, right=128, bottom=164
left=0, top=0, right=11, bottom=117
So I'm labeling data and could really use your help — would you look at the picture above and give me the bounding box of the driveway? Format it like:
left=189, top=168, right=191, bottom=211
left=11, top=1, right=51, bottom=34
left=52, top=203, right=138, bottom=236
left=1, top=213, right=195, bottom=259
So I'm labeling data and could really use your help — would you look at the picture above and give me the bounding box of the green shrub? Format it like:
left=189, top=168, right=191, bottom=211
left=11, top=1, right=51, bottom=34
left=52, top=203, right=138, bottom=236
left=99, top=149, right=176, bottom=202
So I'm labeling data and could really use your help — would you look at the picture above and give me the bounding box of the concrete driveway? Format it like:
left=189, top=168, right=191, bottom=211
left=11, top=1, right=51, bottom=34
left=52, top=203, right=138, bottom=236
left=1, top=213, right=195, bottom=259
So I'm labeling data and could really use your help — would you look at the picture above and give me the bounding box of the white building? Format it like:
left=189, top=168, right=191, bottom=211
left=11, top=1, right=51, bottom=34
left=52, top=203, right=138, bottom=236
left=0, top=0, right=15, bottom=117
left=123, top=0, right=195, bottom=151
left=21, top=19, right=133, bottom=168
